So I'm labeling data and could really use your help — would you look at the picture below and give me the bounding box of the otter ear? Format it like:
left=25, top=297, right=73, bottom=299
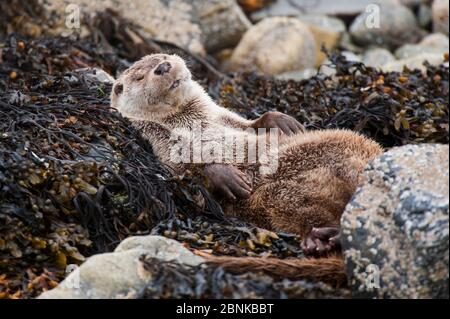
left=114, top=83, right=123, bottom=95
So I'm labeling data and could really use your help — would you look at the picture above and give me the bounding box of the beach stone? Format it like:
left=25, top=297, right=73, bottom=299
left=395, top=43, right=449, bottom=59
left=194, top=0, right=252, bottom=53
left=393, top=33, right=449, bottom=60
left=297, top=14, right=346, bottom=65
left=341, top=144, right=449, bottom=299
left=362, top=48, right=396, bottom=68
left=432, top=0, right=449, bottom=35
left=45, top=0, right=206, bottom=55
left=251, top=0, right=379, bottom=21
left=38, top=236, right=204, bottom=299
left=349, top=2, right=420, bottom=49
left=382, top=53, right=447, bottom=72
left=420, top=32, right=450, bottom=48
left=229, top=17, right=316, bottom=75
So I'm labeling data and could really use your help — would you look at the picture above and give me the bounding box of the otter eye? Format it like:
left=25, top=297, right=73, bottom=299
left=114, top=83, right=123, bottom=95
left=135, top=74, right=145, bottom=81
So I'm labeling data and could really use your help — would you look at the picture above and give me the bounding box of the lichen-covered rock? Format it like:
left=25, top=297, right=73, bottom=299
left=349, top=2, right=420, bottom=49
left=341, top=144, right=449, bottom=299
left=229, top=17, right=316, bottom=75
left=194, top=0, right=252, bottom=53
left=432, top=0, right=449, bottom=35
left=362, top=48, right=396, bottom=68
left=296, top=14, right=346, bottom=66
left=38, top=236, right=204, bottom=299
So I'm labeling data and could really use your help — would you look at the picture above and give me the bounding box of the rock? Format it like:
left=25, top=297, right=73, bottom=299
left=382, top=53, right=447, bottom=72
left=73, top=68, right=115, bottom=85
left=296, top=14, right=347, bottom=65
left=432, top=0, right=449, bottom=35
left=420, top=32, right=450, bottom=48
left=395, top=44, right=449, bottom=59
left=251, top=0, right=378, bottom=22
left=349, top=2, right=420, bottom=49
left=46, top=0, right=206, bottom=55
left=341, top=144, right=449, bottom=299
left=418, top=3, right=433, bottom=28
left=276, top=68, right=318, bottom=81
left=362, top=48, right=396, bottom=68
left=229, top=17, right=316, bottom=75
left=38, top=236, right=204, bottom=299
left=393, top=33, right=449, bottom=60
left=320, top=51, right=362, bottom=76
left=194, top=0, right=252, bottom=53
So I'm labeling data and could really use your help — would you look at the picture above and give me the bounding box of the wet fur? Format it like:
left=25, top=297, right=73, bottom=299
left=111, top=54, right=383, bottom=282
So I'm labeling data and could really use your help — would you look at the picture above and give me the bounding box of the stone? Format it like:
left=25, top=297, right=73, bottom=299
left=38, top=236, right=204, bottom=299
left=349, top=2, right=420, bottom=49
left=432, top=0, right=449, bottom=35
left=73, top=68, right=115, bottom=85
left=418, top=3, right=433, bottom=28
left=45, top=0, right=206, bottom=55
left=194, top=0, right=252, bottom=53
left=420, top=32, right=450, bottom=48
left=296, top=14, right=347, bottom=65
left=382, top=53, right=447, bottom=72
left=393, top=33, right=449, bottom=60
left=320, top=51, right=362, bottom=76
left=395, top=44, right=449, bottom=59
left=276, top=68, right=318, bottom=81
left=251, top=0, right=378, bottom=22
left=362, top=48, right=396, bottom=68
left=229, top=17, right=316, bottom=75
left=341, top=144, right=449, bottom=299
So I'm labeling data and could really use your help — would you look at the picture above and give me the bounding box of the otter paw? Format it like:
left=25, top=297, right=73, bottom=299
left=253, top=111, right=305, bottom=136
left=204, top=164, right=252, bottom=201
left=301, top=227, right=341, bottom=257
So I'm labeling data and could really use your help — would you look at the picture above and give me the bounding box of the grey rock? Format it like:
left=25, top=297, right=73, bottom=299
left=432, top=0, right=449, bottom=35
left=420, top=32, right=450, bottom=48
left=341, top=144, right=449, bottom=299
left=349, top=2, right=420, bottom=49
left=194, top=0, right=252, bottom=53
left=251, top=0, right=379, bottom=22
left=73, top=68, right=115, bottom=85
left=276, top=68, right=318, bottom=81
left=38, top=236, right=204, bottom=299
left=46, top=0, right=205, bottom=55
left=382, top=53, right=447, bottom=72
left=395, top=44, right=448, bottom=59
left=362, top=48, right=396, bottom=68
left=229, top=17, right=316, bottom=75
left=320, top=51, right=362, bottom=76
left=418, top=3, right=433, bottom=28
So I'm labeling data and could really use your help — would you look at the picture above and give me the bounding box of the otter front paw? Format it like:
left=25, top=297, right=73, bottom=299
left=204, top=164, right=252, bottom=200
left=253, top=111, right=305, bottom=136
left=301, top=227, right=341, bottom=257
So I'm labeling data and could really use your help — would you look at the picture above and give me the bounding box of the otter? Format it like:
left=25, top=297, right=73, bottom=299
left=111, top=54, right=382, bottom=282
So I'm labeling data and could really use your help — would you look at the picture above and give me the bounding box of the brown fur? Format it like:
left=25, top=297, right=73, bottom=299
left=111, top=54, right=383, bottom=283
left=203, top=254, right=347, bottom=286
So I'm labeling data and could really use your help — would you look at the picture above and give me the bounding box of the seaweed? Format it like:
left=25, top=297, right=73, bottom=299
left=217, top=52, right=449, bottom=147
left=140, top=256, right=350, bottom=299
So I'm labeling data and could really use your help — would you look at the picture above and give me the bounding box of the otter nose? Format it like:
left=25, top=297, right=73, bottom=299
left=154, top=62, right=171, bottom=76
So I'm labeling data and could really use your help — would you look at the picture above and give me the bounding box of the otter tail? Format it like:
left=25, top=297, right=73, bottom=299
left=203, top=255, right=346, bottom=286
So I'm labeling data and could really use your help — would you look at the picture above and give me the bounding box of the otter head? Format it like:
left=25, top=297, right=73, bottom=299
left=111, top=54, right=194, bottom=120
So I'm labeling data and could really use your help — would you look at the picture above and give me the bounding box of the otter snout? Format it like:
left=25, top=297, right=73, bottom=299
left=154, top=62, right=172, bottom=76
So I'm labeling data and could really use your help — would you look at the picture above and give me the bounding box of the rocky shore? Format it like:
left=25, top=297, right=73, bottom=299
left=0, top=0, right=448, bottom=299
